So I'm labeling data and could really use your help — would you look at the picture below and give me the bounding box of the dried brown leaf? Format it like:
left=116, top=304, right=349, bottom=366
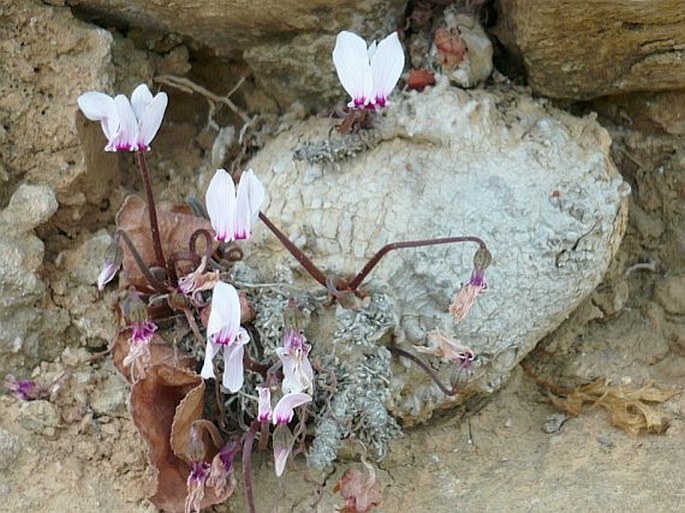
left=115, top=194, right=216, bottom=290
left=549, top=379, right=680, bottom=436
left=130, top=364, right=231, bottom=513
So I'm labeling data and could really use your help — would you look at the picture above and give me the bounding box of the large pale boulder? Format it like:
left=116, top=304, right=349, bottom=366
left=244, top=80, right=627, bottom=439
left=493, top=0, right=685, bottom=100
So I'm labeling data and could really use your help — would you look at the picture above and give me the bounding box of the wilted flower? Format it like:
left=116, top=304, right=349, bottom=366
left=77, top=83, right=168, bottom=152
left=415, top=330, right=475, bottom=370
left=205, top=169, right=265, bottom=243
left=185, top=461, right=210, bottom=513
left=121, top=289, right=157, bottom=381
left=277, top=329, right=314, bottom=394
left=449, top=246, right=491, bottom=322
left=332, top=30, right=405, bottom=109
left=178, top=255, right=220, bottom=300
left=200, top=282, right=250, bottom=393
left=207, top=439, right=239, bottom=497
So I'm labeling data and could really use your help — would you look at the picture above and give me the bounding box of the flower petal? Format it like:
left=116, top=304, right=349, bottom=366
left=137, top=91, right=168, bottom=150
left=207, top=281, right=241, bottom=344
left=370, top=31, right=405, bottom=107
left=77, top=92, right=119, bottom=145
left=205, top=169, right=237, bottom=243
left=130, top=84, right=153, bottom=120
left=221, top=341, right=246, bottom=393
left=272, top=423, right=295, bottom=477
left=257, top=386, right=273, bottom=422
left=272, top=392, right=312, bottom=425
left=200, top=340, right=218, bottom=380
left=233, top=169, right=265, bottom=240
left=333, top=31, right=373, bottom=108
left=110, top=94, right=138, bottom=151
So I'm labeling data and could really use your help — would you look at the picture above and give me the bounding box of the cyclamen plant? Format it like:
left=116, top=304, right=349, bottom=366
left=76, top=29, right=491, bottom=513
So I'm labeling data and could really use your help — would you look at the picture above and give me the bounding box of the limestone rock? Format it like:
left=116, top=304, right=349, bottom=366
left=1, top=0, right=115, bottom=208
left=493, top=0, right=685, bottom=100
left=247, top=80, right=627, bottom=422
left=0, top=185, right=69, bottom=377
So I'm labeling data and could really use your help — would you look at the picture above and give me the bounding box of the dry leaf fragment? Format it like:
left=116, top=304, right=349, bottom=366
left=549, top=379, right=680, bottom=436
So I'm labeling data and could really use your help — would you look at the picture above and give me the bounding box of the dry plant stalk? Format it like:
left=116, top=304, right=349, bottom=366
left=548, top=378, right=679, bottom=436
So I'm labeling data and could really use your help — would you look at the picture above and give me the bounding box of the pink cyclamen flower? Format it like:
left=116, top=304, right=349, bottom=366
left=272, top=392, right=312, bottom=425
left=266, top=392, right=312, bottom=477
left=205, top=169, right=265, bottom=243
left=201, top=282, right=250, bottom=393
left=77, top=83, right=168, bottom=152
left=332, top=30, right=405, bottom=109
left=277, top=329, right=314, bottom=394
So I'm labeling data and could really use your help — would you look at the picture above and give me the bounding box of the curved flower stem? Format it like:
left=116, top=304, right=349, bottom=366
left=242, top=420, right=260, bottom=513
left=258, top=211, right=328, bottom=287
left=348, top=236, right=488, bottom=291
left=168, top=251, right=202, bottom=273
left=388, top=345, right=458, bottom=397
left=189, top=228, right=214, bottom=261
left=191, top=419, right=225, bottom=450
left=136, top=152, right=177, bottom=284
left=116, top=229, right=168, bottom=293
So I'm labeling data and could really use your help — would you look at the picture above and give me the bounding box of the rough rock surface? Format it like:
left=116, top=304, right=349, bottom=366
left=70, top=0, right=406, bottom=109
left=493, top=0, right=685, bottom=100
left=247, top=80, right=628, bottom=422
left=0, top=0, right=114, bottom=209
left=0, top=185, right=69, bottom=378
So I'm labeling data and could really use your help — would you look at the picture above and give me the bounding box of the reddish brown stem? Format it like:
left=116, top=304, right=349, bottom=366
left=388, top=345, right=458, bottom=396
left=116, top=229, right=167, bottom=293
left=242, top=420, right=260, bottom=513
left=348, top=236, right=488, bottom=291
left=258, top=211, right=328, bottom=287
left=136, top=152, right=177, bottom=284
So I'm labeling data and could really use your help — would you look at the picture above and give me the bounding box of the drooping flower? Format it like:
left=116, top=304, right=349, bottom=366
left=265, top=392, right=312, bottom=476
left=97, top=231, right=123, bottom=291
left=272, top=392, right=312, bottom=425
left=185, top=423, right=210, bottom=513
left=121, top=289, right=158, bottom=381
left=332, top=30, right=405, bottom=109
left=207, top=439, right=239, bottom=497
left=200, top=282, right=250, bottom=393
left=415, top=330, right=475, bottom=370
left=77, top=84, right=168, bottom=152
left=276, top=329, right=314, bottom=394
left=449, top=245, right=492, bottom=322
left=177, top=255, right=220, bottom=301
left=205, top=169, right=265, bottom=243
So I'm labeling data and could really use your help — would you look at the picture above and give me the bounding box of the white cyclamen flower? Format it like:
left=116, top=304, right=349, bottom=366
left=205, top=168, right=265, bottom=243
left=332, top=30, right=405, bottom=109
left=201, top=282, right=250, bottom=393
left=77, top=83, right=168, bottom=152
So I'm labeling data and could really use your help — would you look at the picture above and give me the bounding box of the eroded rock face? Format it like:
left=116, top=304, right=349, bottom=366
left=0, top=185, right=69, bottom=378
left=493, top=0, right=685, bottom=100
left=246, top=80, right=628, bottom=424
left=0, top=0, right=115, bottom=209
